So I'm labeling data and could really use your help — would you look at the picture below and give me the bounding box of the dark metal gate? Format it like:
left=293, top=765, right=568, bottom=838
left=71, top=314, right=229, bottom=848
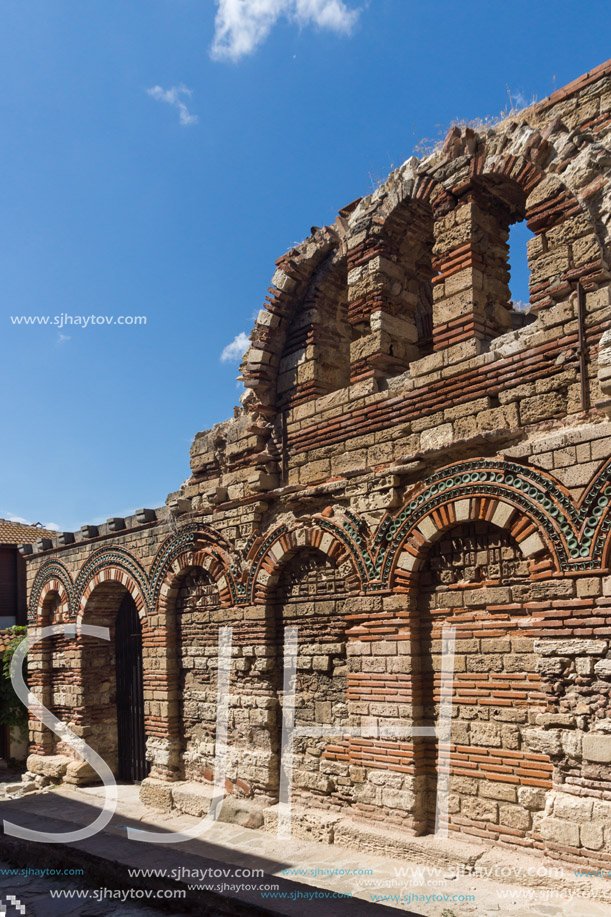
left=0, top=725, right=9, bottom=761
left=115, top=594, right=147, bottom=782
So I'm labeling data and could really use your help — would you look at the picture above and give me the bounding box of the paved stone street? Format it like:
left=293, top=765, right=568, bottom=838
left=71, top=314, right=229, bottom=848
left=2, top=785, right=611, bottom=915
left=0, top=856, right=174, bottom=916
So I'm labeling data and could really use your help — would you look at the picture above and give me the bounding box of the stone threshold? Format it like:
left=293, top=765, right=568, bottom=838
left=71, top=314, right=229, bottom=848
left=141, top=777, right=484, bottom=868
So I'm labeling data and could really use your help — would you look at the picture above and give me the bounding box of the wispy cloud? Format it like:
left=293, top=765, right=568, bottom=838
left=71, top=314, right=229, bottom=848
left=220, top=331, right=250, bottom=363
left=3, top=512, right=31, bottom=526
left=2, top=511, right=59, bottom=532
left=211, top=0, right=359, bottom=62
left=57, top=332, right=71, bottom=345
left=146, top=85, right=199, bottom=126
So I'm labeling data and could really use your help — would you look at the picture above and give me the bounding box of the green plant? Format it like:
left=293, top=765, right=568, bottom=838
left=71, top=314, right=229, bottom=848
left=0, top=626, right=28, bottom=741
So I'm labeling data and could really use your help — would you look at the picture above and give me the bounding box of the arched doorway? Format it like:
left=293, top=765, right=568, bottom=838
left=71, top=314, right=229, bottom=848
left=115, top=593, right=146, bottom=782
left=80, top=582, right=148, bottom=782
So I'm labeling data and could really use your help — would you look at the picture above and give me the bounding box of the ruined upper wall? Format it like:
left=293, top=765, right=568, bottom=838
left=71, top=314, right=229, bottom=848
left=240, top=59, right=610, bottom=412
left=181, top=61, right=611, bottom=515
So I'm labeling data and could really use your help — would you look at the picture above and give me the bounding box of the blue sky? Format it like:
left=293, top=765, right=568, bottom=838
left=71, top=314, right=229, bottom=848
left=1, top=0, right=609, bottom=533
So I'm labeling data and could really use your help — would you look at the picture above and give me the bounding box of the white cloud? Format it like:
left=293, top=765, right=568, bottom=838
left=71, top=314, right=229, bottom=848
left=220, top=331, right=250, bottom=363
left=211, top=0, right=359, bottom=61
left=2, top=511, right=59, bottom=532
left=147, top=85, right=199, bottom=126
left=3, top=513, right=31, bottom=525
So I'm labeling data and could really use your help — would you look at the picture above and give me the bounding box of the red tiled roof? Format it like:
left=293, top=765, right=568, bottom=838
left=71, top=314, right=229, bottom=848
left=0, top=518, right=57, bottom=545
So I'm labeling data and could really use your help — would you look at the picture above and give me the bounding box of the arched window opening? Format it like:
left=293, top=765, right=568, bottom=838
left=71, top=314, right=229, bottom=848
left=508, top=220, right=537, bottom=329
left=400, top=209, right=435, bottom=357
left=347, top=201, right=436, bottom=384
left=276, top=256, right=350, bottom=409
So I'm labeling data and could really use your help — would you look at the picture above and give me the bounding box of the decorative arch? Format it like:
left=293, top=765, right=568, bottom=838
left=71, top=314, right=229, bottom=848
left=74, top=547, right=150, bottom=621
left=150, top=525, right=239, bottom=610
left=391, top=493, right=550, bottom=590
left=29, top=560, right=74, bottom=623
left=580, top=455, right=611, bottom=569
left=247, top=517, right=364, bottom=603
left=378, top=459, right=583, bottom=590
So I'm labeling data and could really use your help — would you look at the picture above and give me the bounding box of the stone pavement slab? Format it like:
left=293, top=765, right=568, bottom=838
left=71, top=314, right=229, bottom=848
left=2, top=786, right=611, bottom=916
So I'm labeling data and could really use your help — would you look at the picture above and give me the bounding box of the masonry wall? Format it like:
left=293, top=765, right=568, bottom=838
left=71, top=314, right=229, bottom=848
left=21, top=60, right=611, bottom=863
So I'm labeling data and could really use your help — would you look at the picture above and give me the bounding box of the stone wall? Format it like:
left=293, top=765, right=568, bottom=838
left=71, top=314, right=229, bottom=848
left=21, top=60, right=611, bottom=864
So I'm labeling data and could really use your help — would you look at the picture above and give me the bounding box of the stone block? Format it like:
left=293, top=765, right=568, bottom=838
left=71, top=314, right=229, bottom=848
left=470, top=722, right=501, bottom=747
left=139, top=778, right=173, bottom=812
left=553, top=793, right=593, bottom=822
left=63, top=760, right=98, bottom=785
left=523, top=728, right=562, bottom=756
left=518, top=786, right=547, bottom=811
left=540, top=817, right=579, bottom=847
left=499, top=804, right=531, bottom=830
left=581, top=822, right=604, bottom=850
left=594, top=659, right=611, bottom=677
left=480, top=781, right=517, bottom=802
left=26, top=755, right=70, bottom=779
left=534, top=639, right=607, bottom=656
left=461, top=797, right=498, bottom=822
left=263, top=804, right=338, bottom=844
left=583, top=734, right=611, bottom=763
left=420, top=424, right=453, bottom=451
left=381, top=788, right=416, bottom=812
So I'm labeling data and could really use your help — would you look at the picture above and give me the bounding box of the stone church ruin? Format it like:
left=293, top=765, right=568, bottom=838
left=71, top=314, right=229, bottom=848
left=20, top=60, right=611, bottom=864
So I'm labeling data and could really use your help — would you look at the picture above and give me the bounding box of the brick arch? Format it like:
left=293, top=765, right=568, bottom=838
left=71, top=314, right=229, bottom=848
left=276, top=248, right=350, bottom=407
left=390, top=493, right=553, bottom=591
left=472, top=122, right=611, bottom=248
left=37, top=582, right=70, bottom=621
left=29, top=561, right=74, bottom=623
left=407, top=509, right=554, bottom=839
left=431, top=123, right=607, bottom=261
left=371, top=159, right=454, bottom=233
left=249, top=520, right=363, bottom=603
left=420, top=120, right=595, bottom=207
left=155, top=542, right=234, bottom=613
left=74, top=548, right=150, bottom=622
left=344, top=167, right=446, bottom=378
left=240, top=224, right=348, bottom=411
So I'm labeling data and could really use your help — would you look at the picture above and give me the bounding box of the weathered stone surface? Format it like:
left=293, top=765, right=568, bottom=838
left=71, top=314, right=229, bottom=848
left=583, top=734, right=611, bottom=764
left=26, top=755, right=70, bottom=779
left=18, top=61, right=611, bottom=864
left=534, top=640, right=608, bottom=656
left=139, top=778, right=173, bottom=812
left=540, top=817, right=580, bottom=847
left=63, top=760, right=98, bottom=785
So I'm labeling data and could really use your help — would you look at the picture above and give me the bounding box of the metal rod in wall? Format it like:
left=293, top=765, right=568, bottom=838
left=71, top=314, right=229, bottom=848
left=576, top=281, right=589, bottom=412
